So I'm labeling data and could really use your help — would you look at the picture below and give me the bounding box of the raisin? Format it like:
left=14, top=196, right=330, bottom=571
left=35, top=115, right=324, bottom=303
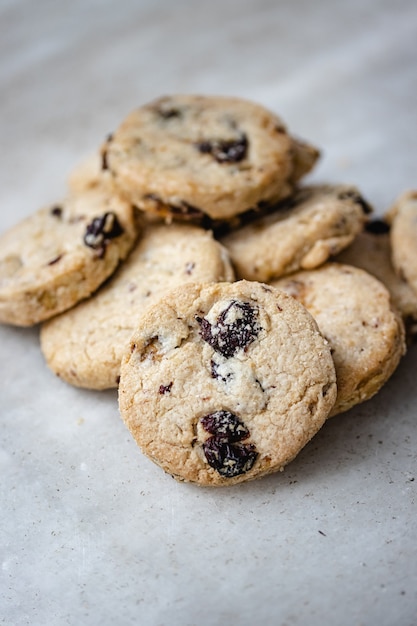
left=197, top=300, right=260, bottom=358
left=202, top=437, right=258, bottom=478
left=83, top=212, right=124, bottom=252
left=50, top=206, right=63, bottom=218
left=201, top=410, right=249, bottom=442
left=365, top=219, right=390, bottom=235
left=338, top=190, right=372, bottom=214
left=200, top=410, right=258, bottom=477
left=159, top=382, right=173, bottom=394
left=196, top=134, right=248, bottom=163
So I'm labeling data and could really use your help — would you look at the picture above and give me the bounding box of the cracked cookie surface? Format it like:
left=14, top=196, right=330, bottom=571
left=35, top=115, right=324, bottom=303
left=118, top=280, right=337, bottom=486
left=102, top=94, right=319, bottom=222
left=220, top=184, right=370, bottom=282
left=273, top=263, right=406, bottom=416
left=0, top=183, right=138, bottom=326
left=40, top=222, right=234, bottom=389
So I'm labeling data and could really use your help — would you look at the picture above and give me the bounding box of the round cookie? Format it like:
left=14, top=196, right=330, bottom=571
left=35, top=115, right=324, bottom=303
left=118, top=280, right=337, bottom=486
left=272, top=263, right=406, bottom=416
left=387, top=190, right=417, bottom=297
left=220, top=184, right=371, bottom=282
left=336, top=220, right=417, bottom=341
left=0, top=184, right=138, bottom=326
left=40, top=223, right=235, bottom=389
left=101, top=94, right=320, bottom=222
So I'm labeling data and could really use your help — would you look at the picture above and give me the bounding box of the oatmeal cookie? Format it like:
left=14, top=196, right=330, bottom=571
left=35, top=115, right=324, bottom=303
left=336, top=219, right=417, bottom=341
left=101, top=94, right=319, bottom=222
left=40, top=223, right=234, bottom=389
left=118, top=280, right=337, bottom=486
left=0, top=184, right=138, bottom=326
left=220, top=184, right=371, bottom=282
left=273, top=263, right=406, bottom=416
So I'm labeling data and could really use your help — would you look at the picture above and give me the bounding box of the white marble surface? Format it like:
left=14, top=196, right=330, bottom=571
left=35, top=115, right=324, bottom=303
left=1, top=1, right=416, bottom=625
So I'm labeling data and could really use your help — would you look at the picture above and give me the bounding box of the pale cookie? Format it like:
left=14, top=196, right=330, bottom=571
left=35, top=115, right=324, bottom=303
left=118, top=280, right=337, bottom=486
left=0, top=184, right=138, bottom=326
left=40, top=223, right=234, bottom=389
left=101, top=94, right=320, bottom=222
left=336, top=220, right=417, bottom=341
left=67, top=152, right=112, bottom=194
left=272, top=263, right=406, bottom=416
left=220, top=184, right=371, bottom=282
left=386, top=190, right=417, bottom=298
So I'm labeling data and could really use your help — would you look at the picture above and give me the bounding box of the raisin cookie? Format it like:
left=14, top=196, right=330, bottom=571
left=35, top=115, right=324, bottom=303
left=101, top=94, right=319, bottom=223
left=387, top=190, right=417, bottom=297
left=272, top=263, right=406, bottom=416
left=220, top=184, right=371, bottom=282
left=336, top=220, right=417, bottom=341
left=40, top=223, right=234, bottom=389
left=0, top=184, right=138, bottom=326
left=118, top=280, right=337, bottom=486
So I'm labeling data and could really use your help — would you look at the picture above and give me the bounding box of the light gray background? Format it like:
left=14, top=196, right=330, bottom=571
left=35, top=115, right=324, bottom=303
left=1, top=1, right=416, bottom=625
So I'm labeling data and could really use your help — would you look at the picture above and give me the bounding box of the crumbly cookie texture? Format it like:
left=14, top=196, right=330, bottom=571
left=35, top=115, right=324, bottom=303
left=0, top=184, right=139, bottom=326
left=101, top=94, right=320, bottom=222
left=40, top=223, right=234, bottom=389
left=336, top=220, right=417, bottom=342
left=386, top=190, right=417, bottom=298
left=220, top=184, right=371, bottom=282
left=272, top=263, right=406, bottom=416
left=118, top=280, right=337, bottom=486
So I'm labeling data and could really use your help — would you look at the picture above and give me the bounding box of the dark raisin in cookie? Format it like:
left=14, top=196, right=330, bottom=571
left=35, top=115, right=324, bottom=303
left=40, top=222, right=234, bottom=389
left=101, top=94, right=320, bottom=223
left=0, top=183, right=138, bottom=326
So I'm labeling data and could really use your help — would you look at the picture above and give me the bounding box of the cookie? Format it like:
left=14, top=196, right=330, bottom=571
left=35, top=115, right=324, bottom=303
left=336, top=219, right=417, bottom=341
left=272, top=263, right=406, bottom=416
left=0, top=183, right=138, bottom=326
left=118, top=280, right=337, bottom=486
left=67, top=152, right=111, bottom=194
left=220, top=184, right=371, bottom=282
left=101, top=94, right=320, bottom=222
left=387, top=190, right=417, bottom=297
left=40, top=223, right=235, bottom=389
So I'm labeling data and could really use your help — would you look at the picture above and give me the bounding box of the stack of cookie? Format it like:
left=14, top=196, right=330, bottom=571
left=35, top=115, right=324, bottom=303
left=0, top=94, right=413, bottom=486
